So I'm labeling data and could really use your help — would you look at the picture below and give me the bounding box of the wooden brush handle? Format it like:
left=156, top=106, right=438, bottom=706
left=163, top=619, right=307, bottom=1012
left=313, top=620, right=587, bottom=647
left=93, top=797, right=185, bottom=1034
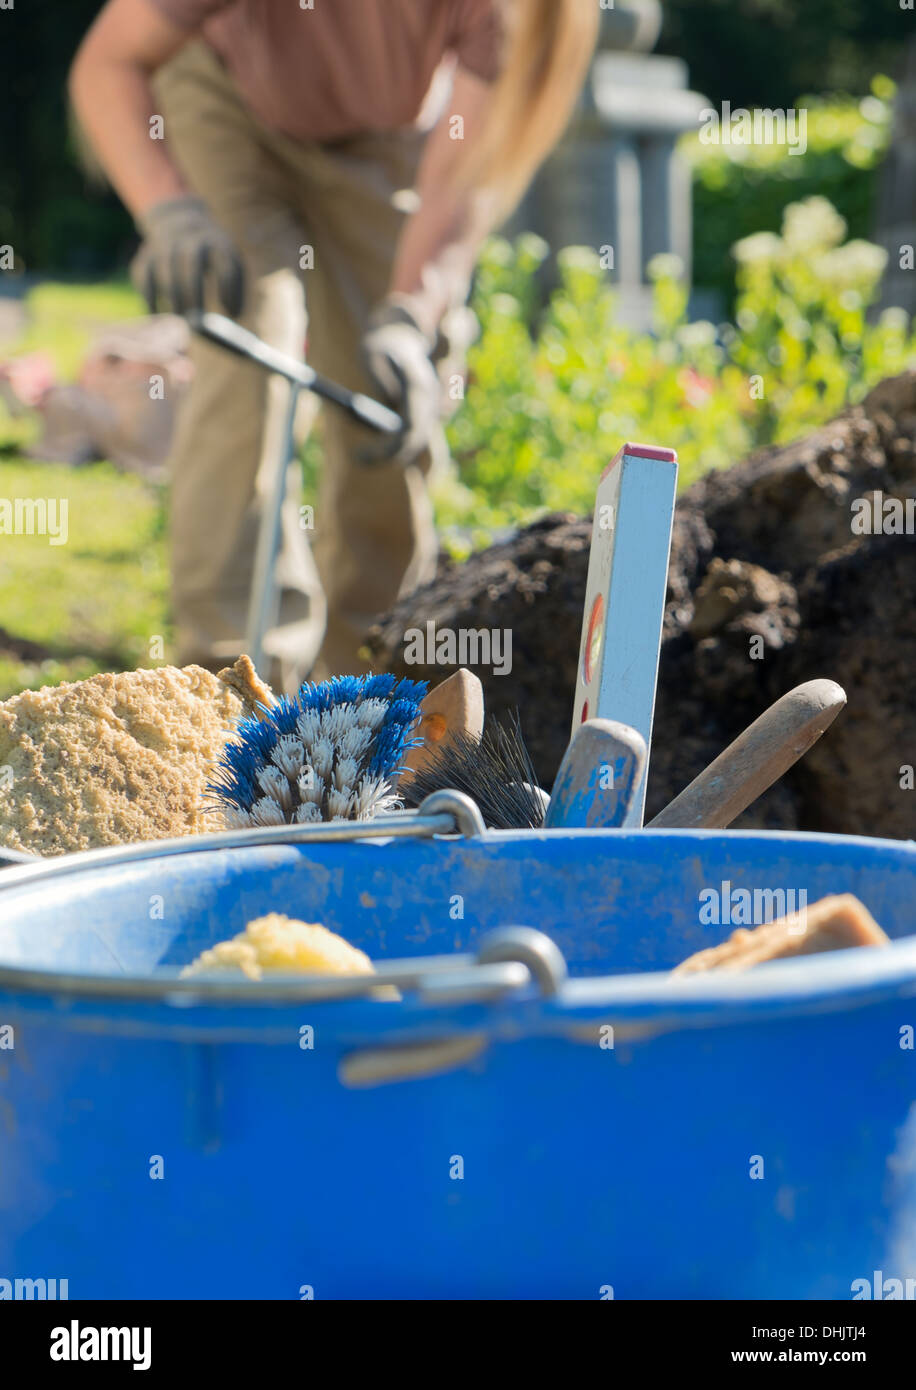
left=544, top=718, right=647, bottom=829
left=648, top=679, right=846, bottom=830
left=399, top=669, right=485, bottom=782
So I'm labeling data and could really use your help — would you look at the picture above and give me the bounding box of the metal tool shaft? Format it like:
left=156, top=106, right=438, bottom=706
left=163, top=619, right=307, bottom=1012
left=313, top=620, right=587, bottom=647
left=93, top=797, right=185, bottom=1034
left=187, top=311, right=403, bottom=434
left=245, top=378, right=300, bottom=674
left=187, top=310, right=404, bottom=675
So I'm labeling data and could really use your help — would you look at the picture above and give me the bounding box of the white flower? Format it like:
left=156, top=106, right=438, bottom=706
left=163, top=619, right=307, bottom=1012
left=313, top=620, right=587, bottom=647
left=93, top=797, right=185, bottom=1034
left=781, top=196, right=846, bottom=253
left=813, top=240, right=886, bottom=288
left=557, top=245, right=602, bottom=275
left=877, top=307, right=909, bottom=332
left=647, top=252, right=685, bottom=281
left=517, top=231, right=550, bottom=263
left=676, top=320, right=718, bottom=349
left=489, top=292, right=522, bottom=318
left=732, top=231, right=782, bottom=265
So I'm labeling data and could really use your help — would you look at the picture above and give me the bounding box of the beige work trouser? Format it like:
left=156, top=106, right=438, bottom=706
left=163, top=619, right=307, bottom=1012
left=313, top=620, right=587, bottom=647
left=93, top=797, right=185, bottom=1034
left=153, top=42, right=439, bottom=689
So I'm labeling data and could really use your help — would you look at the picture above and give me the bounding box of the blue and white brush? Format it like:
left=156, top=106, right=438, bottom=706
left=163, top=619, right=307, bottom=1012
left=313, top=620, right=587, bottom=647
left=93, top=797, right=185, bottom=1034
left=207, top=673, right=428, bottom=828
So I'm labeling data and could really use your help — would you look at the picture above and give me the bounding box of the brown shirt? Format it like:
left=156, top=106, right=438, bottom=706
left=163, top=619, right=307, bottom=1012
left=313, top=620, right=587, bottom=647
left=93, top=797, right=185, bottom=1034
left=149, top=0, right=504, bottom=142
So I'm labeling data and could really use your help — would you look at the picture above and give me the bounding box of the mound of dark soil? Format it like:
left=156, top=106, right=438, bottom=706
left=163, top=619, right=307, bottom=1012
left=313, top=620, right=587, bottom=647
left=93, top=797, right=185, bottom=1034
left=366, top=372, right=916, bottom=837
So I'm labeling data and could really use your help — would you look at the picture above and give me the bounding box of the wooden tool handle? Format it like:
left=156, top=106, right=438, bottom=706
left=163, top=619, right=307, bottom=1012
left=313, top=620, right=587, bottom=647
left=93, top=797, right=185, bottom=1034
left=399, top=669, right=485, bottom=783
left=544, top=718, right=647, bottom=830
left=648, top=678, right=846, bottom=830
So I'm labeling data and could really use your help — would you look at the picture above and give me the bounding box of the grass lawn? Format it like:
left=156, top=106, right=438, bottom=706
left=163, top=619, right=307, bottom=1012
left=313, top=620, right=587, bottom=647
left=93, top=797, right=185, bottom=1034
left=0, top=281, right=171, bottom=699
left=0, top=457, right=170, bottom=699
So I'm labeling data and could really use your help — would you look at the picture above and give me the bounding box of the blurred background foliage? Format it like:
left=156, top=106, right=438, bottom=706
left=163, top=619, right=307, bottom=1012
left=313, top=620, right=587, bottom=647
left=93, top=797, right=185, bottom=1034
left=658, top=0, right=904, bottom=111
left=683, top=79, right=894, bottom=306
left=0, top=1, right=135, bottom=272
left=0, top=0, right=908, bottom=292
left=433, top=198, right=914, bottom=551
left=0, top=1, right=914, bottom=693
left=5, top=184, right=910, bottom=693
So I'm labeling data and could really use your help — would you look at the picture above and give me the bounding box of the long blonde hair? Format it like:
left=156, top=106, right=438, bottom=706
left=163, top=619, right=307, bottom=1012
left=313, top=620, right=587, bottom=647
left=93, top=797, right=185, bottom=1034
left=467, top=0, right=600, bottom=223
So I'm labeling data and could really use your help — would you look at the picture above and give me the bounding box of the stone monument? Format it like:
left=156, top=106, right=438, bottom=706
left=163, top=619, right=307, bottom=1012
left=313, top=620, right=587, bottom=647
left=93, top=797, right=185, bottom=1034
left=511, top=1, right=709, bottom=328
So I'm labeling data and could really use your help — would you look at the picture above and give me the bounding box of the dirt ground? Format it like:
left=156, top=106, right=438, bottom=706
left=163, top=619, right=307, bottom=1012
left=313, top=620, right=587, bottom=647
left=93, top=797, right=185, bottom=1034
left=367, top=371, right=916, bottom=839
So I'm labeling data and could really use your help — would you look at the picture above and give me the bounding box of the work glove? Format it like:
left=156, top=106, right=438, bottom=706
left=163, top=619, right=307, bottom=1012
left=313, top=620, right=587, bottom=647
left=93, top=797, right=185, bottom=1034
left=130, top=195, right=244, bottom=317
left=361, top=298, right=443, bottom=467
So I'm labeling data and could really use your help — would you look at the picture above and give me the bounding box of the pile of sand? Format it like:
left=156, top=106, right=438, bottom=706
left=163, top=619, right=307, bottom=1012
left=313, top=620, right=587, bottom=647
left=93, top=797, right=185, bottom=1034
left=0, top=657, right=268, bottom=857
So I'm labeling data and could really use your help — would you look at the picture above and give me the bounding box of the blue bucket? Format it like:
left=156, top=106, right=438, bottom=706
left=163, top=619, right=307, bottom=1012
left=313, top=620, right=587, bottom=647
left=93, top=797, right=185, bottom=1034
left=0, top=826, right=914, bottom=1299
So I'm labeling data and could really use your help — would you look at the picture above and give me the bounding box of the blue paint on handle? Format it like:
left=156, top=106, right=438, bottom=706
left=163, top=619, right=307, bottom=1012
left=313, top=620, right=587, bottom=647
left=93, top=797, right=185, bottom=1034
left=545, top=719, right=647, bottom=829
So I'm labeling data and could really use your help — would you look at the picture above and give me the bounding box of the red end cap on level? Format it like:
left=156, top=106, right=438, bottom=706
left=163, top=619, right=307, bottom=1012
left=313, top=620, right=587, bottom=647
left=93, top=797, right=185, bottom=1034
left=601, top=441, right=678, bottom=481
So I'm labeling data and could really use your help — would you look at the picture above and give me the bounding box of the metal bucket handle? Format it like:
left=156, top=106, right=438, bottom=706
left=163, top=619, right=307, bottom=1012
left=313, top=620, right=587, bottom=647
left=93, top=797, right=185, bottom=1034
left=0, top=789, right=488, bottom=882
left=338, top=924, right=569, bottom=1086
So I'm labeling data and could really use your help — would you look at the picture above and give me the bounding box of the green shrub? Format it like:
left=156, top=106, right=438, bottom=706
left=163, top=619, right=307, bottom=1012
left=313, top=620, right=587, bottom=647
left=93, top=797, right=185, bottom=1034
left=438, top=196, right=915, bottom=553
left=684, top=79, right=894, bottom=305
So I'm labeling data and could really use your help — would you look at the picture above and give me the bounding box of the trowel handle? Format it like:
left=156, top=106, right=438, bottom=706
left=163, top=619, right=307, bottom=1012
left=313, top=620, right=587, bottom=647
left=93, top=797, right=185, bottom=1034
left=186, top=311, right=404, bottom=435
left=648, top=679, right=847, bottom=830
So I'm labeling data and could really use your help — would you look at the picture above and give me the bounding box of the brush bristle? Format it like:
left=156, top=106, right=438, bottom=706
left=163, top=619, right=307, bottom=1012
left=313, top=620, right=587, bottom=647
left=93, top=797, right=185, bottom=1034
left=400, top=710, right=545, bottom=830
left=207, top=673, right=428, bottom=826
